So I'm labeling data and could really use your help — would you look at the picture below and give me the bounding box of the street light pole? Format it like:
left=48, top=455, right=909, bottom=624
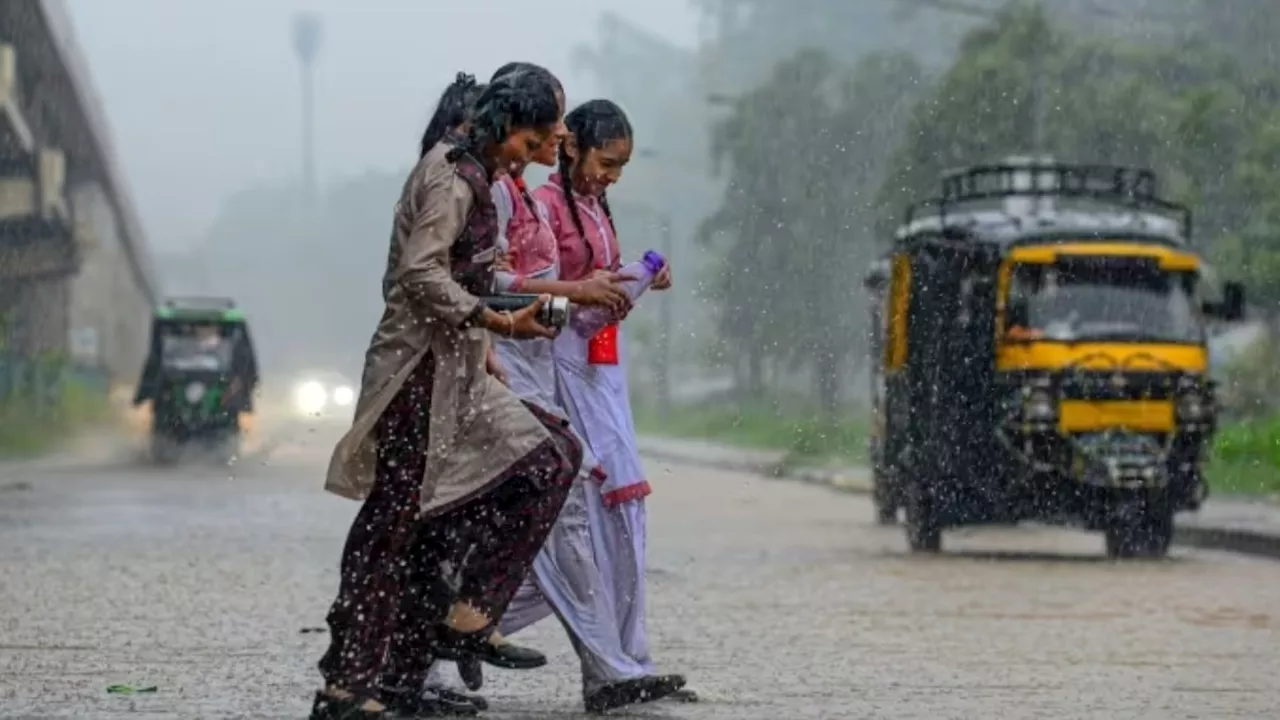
left=292, top=13, right=322, bottom=204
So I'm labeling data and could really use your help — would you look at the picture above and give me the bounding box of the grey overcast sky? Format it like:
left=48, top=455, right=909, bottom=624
left=67, top=0, right=698, bottom=250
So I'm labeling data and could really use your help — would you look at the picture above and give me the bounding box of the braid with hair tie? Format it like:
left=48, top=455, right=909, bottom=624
left=558, top=149, right=592, bottom=268
left=599, top=192, right=618, bottom=237
left=511, top=174, right=538, bottom=215
left=420, top=71, right=484, bottom=159
left=558, top=147, right=587, bottom=238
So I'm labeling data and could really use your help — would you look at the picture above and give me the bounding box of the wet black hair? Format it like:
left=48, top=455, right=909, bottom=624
left=446, top=65, right=561, bottom=171
left=489, top=63, right=564, bottom=213
left=558, top=99, right=633, bottom=244
left=420, top=72, right=487, bottom=159
left=490, top=62, right=564, bottom=96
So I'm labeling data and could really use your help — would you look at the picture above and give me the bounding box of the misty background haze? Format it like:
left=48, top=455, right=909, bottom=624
left=66, top=0, right=966, bottom=382
left=68, top=0, right=697, bottom=249
left=62, top=0, right=1280, bottom=425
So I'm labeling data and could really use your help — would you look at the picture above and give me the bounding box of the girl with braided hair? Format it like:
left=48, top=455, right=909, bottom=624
left=528, top=99, right=692, bottom=712
left=312, top=67, right=582, bottom=720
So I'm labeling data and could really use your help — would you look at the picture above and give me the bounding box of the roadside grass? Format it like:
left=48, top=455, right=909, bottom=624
left=636, top=398, right=1280, bottom=498
left=632, top=397, right=868, bottom=469
left=1206, top=459, right=1280, bottom=496
left=0, top=380, right=113, bottom=459
left=1207, top=416, right=1280, bottom=497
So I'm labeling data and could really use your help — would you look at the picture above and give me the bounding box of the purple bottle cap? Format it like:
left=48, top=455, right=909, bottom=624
left=642, top=250, right=666, bottom=273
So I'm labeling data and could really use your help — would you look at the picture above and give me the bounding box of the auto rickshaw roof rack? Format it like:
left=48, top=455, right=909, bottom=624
left=163, top=296, right=237, bottom=311
left=902, top=162, right=1193, bottom=243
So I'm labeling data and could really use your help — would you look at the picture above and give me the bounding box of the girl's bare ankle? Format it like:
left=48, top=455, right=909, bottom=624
left=322, top=687, right=384, bottom=712
left=444, top=602, right=492, bottom=633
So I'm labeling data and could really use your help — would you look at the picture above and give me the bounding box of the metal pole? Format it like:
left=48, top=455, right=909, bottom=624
left=657, top=215, right=673, bottom=418
left=292, top=13, right=321, bottom=204
left=301, top=62, right=315, bottom=202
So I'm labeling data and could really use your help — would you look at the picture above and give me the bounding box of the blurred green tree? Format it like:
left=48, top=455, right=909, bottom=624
left=876, top=2, right=1280, bottom=318
left=702, top=48, right=926, bottom=416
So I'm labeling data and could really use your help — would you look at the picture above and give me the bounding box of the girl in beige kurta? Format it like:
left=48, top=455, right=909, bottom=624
left=311, top=68, right=579, bottom=720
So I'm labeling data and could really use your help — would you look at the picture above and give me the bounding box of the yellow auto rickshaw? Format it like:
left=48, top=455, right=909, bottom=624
left=868, top=160, right=1245, bottom=557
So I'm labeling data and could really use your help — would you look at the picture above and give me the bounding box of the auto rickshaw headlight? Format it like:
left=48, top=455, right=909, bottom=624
left=1023, top=388, right=1056, bottom=422
left=332, top=385, right=355, bottom=407
left=295, top=380, right=328, bottom=415
left=1177, top=391, right=1209, bottom=423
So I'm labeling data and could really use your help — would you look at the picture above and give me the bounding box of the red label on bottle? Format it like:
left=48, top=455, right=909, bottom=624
left=588, top=324, right=620, bottom=365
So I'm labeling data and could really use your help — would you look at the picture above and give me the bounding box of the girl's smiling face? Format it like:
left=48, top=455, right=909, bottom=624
left=499, top=123, right=558, bottom=174
left=569, top=136, right=632, bottom=197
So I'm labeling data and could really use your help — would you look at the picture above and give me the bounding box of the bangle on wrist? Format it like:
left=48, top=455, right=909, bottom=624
left=502, top=310, right=514, bottom=337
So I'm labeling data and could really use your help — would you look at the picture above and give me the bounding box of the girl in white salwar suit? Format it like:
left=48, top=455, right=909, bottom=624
left=533, top=99, right=695, bottom=710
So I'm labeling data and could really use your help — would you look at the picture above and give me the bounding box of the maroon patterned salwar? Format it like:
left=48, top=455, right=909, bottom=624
left=381, top=402, right=580, bottom=694
left=319, top=357, right=580, bottom=701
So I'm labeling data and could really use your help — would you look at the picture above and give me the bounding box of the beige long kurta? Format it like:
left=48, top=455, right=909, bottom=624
left=324, top=143, right=551, bottom=515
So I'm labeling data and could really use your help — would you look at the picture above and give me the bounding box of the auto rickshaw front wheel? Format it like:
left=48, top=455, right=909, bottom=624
left=1104, top=497, right=1174, bottom=559
left=872, top=473, right=899, bottom=525
left=876, top=502, right=899, bottom=525
left=904, top=485, right=942, bottom=553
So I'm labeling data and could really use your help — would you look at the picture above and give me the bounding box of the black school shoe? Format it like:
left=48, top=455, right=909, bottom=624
left=433, top=625, right=547, bottom=670
left=383, top=687, right=481, bottom=717
left=583, top=674, right=687, bottom=714
left=425, top=684, right=489, bottom=712
left=457, top=658, right=484, bottom=691
left=309, top=691, right=389, bottom=720
left=666, top=687, right=700, bottom=703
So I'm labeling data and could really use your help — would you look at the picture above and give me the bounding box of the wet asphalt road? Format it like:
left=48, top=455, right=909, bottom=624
left=2, top=434, right=1280, bottom=719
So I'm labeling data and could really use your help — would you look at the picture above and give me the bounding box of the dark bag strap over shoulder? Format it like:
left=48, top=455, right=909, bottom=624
left=448, top=153, right=499, bottom=296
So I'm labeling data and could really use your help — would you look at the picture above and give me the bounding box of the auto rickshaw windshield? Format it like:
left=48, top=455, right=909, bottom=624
left=1007, top=262, right=1202, bottom=344
left=160, top=323, right=235, bottom=371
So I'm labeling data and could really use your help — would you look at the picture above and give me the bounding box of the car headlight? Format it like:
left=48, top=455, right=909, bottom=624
left=295, top=380, right=328, bottom=415
left=185, top=381, right=206, bottom=404
left=1023, top=388, right=1056, bottom=421
left=332, top=385, right=355, bottom=407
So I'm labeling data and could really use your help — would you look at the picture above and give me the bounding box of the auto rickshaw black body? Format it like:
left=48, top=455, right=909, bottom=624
left=866, top=160, right=1244, bottom=557
left=133, top=297, right=259, bottom=464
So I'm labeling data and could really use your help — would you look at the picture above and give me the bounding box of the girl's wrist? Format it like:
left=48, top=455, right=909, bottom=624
left=480, top=308, right=510, bottom=335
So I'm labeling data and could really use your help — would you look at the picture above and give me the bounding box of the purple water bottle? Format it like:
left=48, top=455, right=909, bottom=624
left=571, top=250, right=667, bottom=338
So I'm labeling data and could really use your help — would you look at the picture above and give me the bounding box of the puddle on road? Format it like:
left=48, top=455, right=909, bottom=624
left=1179, top=607, right=1273, bottom=629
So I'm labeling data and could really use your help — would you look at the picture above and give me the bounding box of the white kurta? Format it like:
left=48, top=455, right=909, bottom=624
left=427, top=179, right=644, bottom=694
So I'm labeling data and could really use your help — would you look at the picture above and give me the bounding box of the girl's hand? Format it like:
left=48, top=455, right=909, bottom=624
left=653, top=265, right=673, bottom=290
left=507, top=295, right=557, bottom=339
left=571, top=274, right=632, bottom=313
left=493, top=251, right=514, bottom=273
